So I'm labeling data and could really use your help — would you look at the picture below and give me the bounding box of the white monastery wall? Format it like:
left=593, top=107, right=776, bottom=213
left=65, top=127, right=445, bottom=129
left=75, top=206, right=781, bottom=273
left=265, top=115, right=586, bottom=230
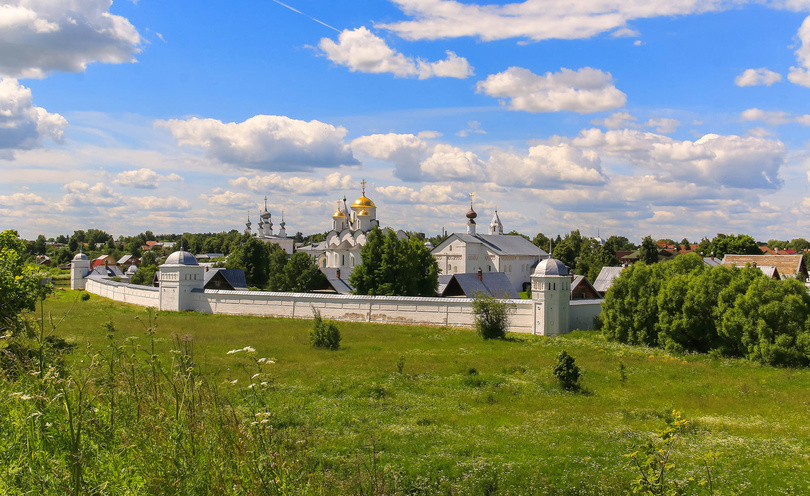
left=85, top=278, right=159, bottom=308
left=569, top=299, right=603, bottom=331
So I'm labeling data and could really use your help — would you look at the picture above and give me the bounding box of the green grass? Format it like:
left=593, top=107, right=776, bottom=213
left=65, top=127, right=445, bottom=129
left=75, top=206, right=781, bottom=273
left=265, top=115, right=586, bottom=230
left=4, top=289, right=810, bottom=494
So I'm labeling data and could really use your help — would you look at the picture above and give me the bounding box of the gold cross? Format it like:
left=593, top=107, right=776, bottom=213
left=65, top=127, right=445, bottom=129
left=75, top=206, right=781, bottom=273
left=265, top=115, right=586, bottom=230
left=361, top=179, right=367, bottom=195
left=469, top=192, right=475, bottom=206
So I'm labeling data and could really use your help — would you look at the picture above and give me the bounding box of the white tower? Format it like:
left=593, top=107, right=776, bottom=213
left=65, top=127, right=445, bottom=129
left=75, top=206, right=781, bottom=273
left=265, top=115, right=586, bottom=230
left=349, top=180, right=378, bottom=232
left=159, top=250, right=205, bottom=311
left=332, top=200, right=347, bottom=231
left=278, top=211, right=287, bottom=238
left=70, top=252, right=91, bottom=290
left=489, top=209, right=503, bottom=235
left=531, top=258, right=570, bottom=336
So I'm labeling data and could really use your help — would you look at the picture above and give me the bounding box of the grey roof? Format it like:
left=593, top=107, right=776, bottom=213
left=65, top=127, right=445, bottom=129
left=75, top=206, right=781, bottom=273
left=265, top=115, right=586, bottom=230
left=758, top=266, right=779, bottom=279
left=593, top=266, right=625, bottom=293
left=164, top=250, right=199, bottom=266
left=437, top=274, right=453, bottom=295
left=118, top=254, right=137, bottom=265
left=434, top=233, right=546, bottom=257
left=533, top=258, right=569, bottom=277
left=203, top=268, right=247, bottom=290
left=72, top=252, right=89, bottom=261
left=320, top=267, right=354, bottom=294
left=89, top=265, right=124, bottom=278
left=441, top=272, right=518, bottom=299
left=703, top=257, right=722, bottom=267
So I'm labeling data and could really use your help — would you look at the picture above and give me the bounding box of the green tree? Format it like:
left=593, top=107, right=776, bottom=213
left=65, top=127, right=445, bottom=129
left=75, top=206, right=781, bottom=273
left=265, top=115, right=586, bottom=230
left=226, top=235, right=271, bottom=288
left=471, top=293, right=515, bottom=340
left=638, top=236, right=659, bottom=265
left=532, top=232, right=551, bottom=253
left=282, top=252, right=326, bottom=292
left=350, top=227, right=438, bottom=296
left=0, top=230, right=44, bottom=334
left=789, top=238, right=810, bottom=251
left=707, top=233, right=760, bottom=258
left=552, top=230, right=583, bottom=268
left=33, top=234, right=47, bottom=255
left=553, top=350, right=581, bottom=391
left=265, top=243, right=290, bottom=291
left=602, top=261, right=666, bottom=346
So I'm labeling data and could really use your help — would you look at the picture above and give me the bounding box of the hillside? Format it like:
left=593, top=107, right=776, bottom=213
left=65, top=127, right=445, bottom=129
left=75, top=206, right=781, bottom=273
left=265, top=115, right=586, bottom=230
left=3, top=290, right=809, bottom=495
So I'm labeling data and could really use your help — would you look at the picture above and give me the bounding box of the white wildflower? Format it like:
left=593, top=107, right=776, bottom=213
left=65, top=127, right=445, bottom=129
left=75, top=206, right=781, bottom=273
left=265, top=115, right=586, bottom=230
left=227, top=346, right=256, bottom=355
left=230, top=379, right=238, bottom=385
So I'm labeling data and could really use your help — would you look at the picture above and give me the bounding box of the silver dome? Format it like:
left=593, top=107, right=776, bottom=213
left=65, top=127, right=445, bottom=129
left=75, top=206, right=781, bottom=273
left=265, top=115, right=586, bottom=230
left=164, top=250, right=199, bottom=266
left=533, top=258, right=568, bottom=277
left=72, top=253, right=89, bottom=262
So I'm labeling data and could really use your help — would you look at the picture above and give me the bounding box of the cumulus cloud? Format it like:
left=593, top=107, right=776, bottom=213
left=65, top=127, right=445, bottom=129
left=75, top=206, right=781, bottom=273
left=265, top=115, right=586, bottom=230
left=741, top=108, right=810, bottom=126
left=0, top=0, right=141, bottom=79
left=351, top=132, right=430, bottom=180
left=591, top=111, right=637, bottom=129
left=645, top=117, right=680, bottom=133
left=487, top=144, right=607, bottom=187
left=419, top=144, right=487, bottom=181
left=789, top=15, right=810, bottom=87
left=0, top=78, right=66, bottom=157
left=113, top=168, right=185, bottom=189
left=476, top=67, right=626, bottom=114
left=318, top=27, right=473, bottom=79
left=229, top=172, right=354, bottom=195
left=62, top=181, right=123, bottom=207
left=156, top=115, right=358, bottom=172
left=374, top=184, right=465, bottom=204
left=200, top=189, right=255, bottom=209
left=558, top=128, right=785, bottom=189
left=734, top=68, right=782, bottom=87
left=0, top=192, right=47, bottom=207
left=379, top=0, right=732, bottom=42
left=128, top=196, right=190, bottom=211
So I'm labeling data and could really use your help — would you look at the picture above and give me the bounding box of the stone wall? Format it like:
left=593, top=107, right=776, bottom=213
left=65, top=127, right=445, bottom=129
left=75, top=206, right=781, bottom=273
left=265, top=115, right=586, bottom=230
left=570, top=299, right=603, bottom=331
left=85, top=277, right=160, bottom=308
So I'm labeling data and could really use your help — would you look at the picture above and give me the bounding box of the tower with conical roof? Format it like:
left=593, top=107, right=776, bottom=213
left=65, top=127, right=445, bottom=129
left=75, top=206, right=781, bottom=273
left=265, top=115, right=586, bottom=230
left=489, top=209, right=503, bottom=235
left=245, top=213, right=252, bottom=235
left=278, top=211, right=286, bottom=237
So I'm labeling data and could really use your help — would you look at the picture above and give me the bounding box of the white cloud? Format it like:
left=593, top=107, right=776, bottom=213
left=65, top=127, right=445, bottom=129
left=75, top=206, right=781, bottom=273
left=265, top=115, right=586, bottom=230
left=128, top=196, right=190, bottom=211
left=380, top=0, right=733, bottom=42
left=318, top=26, right=473, bottom=79
left=0, top=78, right=66, bottom=157
left=457, top=120, right=486, bottom=137
left=645, top=117, right=680, bottom=133
left=375, top=184, right=465, bottom=204
left=62, top=181, right=123, bottom=207
left=351, top=132, right=429, bottom=180
left=0, top=192, right=46, bottom=207
left=741, top=108, right=810, bottom=126
left=156, top=115, right=358, bottom=171
left=229, top=172, right=354, bottom=195
left=789, top=15, right=810, bottom=87
left=487, top=144, right=607, bottom=187
left=559, top=128, right=785, bottom=189
left=200, top=189, right=255, bottom=209
left=417, top=130, right=442, bottom=139
left=734, top=68, right=782, bottom=87
left=476, top=67, right=626, bottom=114
left=0, top=0, right=141, bottom=79
left=591, top=111, right=637, bottom=129
left=420, top=144, right=487, bottom=181
left=113, top=168, right=185, bottom=189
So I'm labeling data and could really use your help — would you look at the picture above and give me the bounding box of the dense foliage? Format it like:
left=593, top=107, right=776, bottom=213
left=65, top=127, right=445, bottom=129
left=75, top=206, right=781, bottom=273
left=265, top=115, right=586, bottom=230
left=553, top=350, right=581, bottom=390
left=603, top=253, right=810, bottom=366
left=350, top=226, right=439, bottom=296
left=471, top=293, right=515, bottom=339
left=0, top=230, right=45, bottom=335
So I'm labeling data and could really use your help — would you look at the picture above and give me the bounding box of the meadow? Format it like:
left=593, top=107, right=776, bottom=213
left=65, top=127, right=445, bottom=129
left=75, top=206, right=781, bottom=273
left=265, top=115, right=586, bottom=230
left=2, top=289, right=809, bottom=495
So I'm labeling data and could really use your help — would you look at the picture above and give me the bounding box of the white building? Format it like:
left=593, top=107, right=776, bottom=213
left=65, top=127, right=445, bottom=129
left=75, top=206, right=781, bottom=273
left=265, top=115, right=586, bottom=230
left=245, top=197, right=295, bottom=254
left=298, top=181, right=407, bottom=278
left=431, top=201, right=548, bottom=293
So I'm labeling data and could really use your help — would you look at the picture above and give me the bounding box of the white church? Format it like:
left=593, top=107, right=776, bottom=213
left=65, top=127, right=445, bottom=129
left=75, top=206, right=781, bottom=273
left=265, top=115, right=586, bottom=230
left=431, top=197, right=549, bottom=294
left=245, top=197, right=295, bottom=254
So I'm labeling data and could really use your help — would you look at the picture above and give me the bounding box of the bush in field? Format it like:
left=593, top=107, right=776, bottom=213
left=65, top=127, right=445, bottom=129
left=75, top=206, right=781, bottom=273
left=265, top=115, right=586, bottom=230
left=471, top=292, right=515, bottom=340
left=553, top=350, right=581, bottom=391
left=309, top=309, right=341, bottom=350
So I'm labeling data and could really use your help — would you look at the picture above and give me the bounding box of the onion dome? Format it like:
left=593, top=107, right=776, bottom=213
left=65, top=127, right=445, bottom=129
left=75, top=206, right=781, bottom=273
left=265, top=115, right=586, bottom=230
left=164, top=250, right=199, bottom=266
left=358, top=209, right=370, bottom=217
left=466, top=207, right=477, bottom=220
left=533, top=258, right=568, bottom=277
left=352, top=195, right=376, bottom=209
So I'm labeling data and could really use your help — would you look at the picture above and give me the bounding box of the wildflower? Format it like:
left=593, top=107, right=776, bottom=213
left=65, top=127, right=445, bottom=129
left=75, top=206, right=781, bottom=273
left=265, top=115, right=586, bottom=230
left=251, top=373, right=261, bottom=380
left=230, top=379, right=238, bottom=385
left=227, top=346, right=256, bottom=355
left=257, top=357, right=276, bottom=364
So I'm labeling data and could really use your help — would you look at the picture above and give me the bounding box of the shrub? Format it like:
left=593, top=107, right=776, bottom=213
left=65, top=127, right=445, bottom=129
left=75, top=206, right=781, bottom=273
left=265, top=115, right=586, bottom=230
left=309, top=309, right=341, bottom=350
left=471, top=293, right=515, bottom=340
left=553, top=350, right=581, bottom=391
left=80, top=291, right=90, bottom=301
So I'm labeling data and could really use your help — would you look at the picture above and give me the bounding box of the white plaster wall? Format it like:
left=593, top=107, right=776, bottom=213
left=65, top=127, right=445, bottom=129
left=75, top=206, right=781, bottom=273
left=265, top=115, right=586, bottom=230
left=85, top=278, right=159, bottom=308
left=569, top=300, right=603, bottom=331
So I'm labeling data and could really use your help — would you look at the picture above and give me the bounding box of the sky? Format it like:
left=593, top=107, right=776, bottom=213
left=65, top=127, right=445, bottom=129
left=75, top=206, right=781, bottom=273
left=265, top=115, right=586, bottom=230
left=3, top=0, right=810, bottom=243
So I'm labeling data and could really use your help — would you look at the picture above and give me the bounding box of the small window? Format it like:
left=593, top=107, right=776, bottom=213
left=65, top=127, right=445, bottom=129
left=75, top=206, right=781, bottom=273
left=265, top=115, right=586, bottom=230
left=449, top=245, right=453, bottom=251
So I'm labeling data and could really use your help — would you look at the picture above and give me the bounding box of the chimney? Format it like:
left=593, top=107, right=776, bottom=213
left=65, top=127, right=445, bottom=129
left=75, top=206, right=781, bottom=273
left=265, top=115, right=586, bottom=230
left=477, top=268, right=482, bottom=281
left=753, top=261, right=757, bottom=268
left=205, top=266, right=209, bottom=272
left=336, top=268, right=341, bottom=279
left=775, top=247, right=779, bottom=254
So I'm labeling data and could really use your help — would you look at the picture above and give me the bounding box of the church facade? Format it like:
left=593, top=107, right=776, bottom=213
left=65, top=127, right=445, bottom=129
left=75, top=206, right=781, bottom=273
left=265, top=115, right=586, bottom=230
left=245, top=197, right=294, bottom=254
left=431, top=201, right=548, bottom=294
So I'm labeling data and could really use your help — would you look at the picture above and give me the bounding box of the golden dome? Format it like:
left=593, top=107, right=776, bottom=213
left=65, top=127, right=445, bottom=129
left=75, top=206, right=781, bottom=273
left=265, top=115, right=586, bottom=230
left=351, top=195, right=376, bottom=209
left=358, top=209, right=370, bottom=216
left=332, top=209, right=345, bottom=218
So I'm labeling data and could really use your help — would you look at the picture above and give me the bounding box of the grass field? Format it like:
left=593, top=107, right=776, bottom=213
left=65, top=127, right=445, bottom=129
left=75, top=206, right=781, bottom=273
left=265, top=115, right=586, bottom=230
left=3, top=289, right=810, bottom=495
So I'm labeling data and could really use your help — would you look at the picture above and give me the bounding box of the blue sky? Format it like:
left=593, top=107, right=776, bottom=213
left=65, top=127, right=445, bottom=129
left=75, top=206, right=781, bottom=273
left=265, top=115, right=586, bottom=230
left=3, top=0, right=810, bottom=243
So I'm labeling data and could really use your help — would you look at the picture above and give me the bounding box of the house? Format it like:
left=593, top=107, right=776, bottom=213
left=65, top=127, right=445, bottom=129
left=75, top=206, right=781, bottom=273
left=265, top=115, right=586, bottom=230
left=91, top=254, right=117, bottom=268
left=203, top=268, right=248, bottom=291
left=439, top=271, right=518, bottom=299
left=118, top=254, right=140, bottom=267
left=570, top=275, right=601, bottom=299
left=593, top=266, right=626, bottom=296
left=722, top=254, right=807, bottom=280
